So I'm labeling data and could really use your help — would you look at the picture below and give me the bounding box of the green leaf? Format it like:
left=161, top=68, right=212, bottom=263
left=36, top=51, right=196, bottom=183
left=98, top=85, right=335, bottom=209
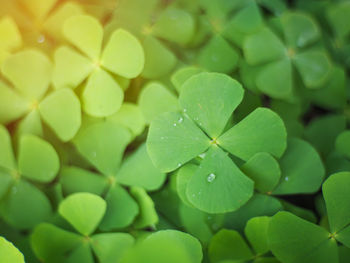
left=1, top=180, right=52, bottom=229
left=152, top=8, right=195, bottom=45
left=208, top=229, right=253, bottom=262
left=187, top=146, right=254, bottom=214
left=327, top=2, right=350, bottom=38
left=336, top=131, right=350, bottom=159
left=130, top=186, right=158, bottom=229
left=0, top=125, right=16, bottom=171
left=323, top=172, right=350, bottom=235
left=176, top=164, right=198, bottom=207
left=1, top=49, right=52, bottom=100
left=52, top=46, right=94, bottom=89
left=18, top=135, right=59, bottom=183
left=144, top=230, right=203, bottom=263
left=218, top=107, right=287, bottom=161
left=60, top=166, right=108, bottom=196
left=304, top=114, right=346, bottom=156
left=0, top=236, right=25, bottom=263
left=82, top=69, right=124, bottom=117
left=256, top=59, right=293, bottom=99
left=138, top=82, right=179, bottom=124
left=116, top=144, right=166, bottom=191
left=241, top=152, right=281, bottom=193
left=100, top=184, right=139, bottom=230
left=179, top=72, right=244, bottom=139
left=74, top=122, right=131, bottom=175
left=224, top=194, right=282, bottom=231
left=31, top=223, right=83, bottom=263
left=63, top=15, right=103, bottom=60
left=273, top=138, right=325, bottom=195
left=92, top=233, right=134, bottom=263
left=243, top=28, right=286, bottom=65
left=39, top=88, right=81, bottom=142
left=281, top=12, right=320, bottom=49
left=197, top=35, right=239, bottom=74
left=293, top=50, right=332, bottom=88
left=244, top=216, right=271, bottom=255
left=101, top=29, right=144, bottom=78
left=268, top=211, right=338, bottom=263
left=147, top=112, right=210, bottom=172
left=0, top=81, right=29, bottom=124
left=171, top=67, right=205, bottom=93
left=141, top=36, right=177, bottom=79
left=15, top=110, right=43, bottom=138
left=58, top=192, right=106, bottom=236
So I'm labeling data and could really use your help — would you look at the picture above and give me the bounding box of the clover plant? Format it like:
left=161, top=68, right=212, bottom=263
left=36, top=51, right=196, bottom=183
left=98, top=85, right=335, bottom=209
left=0, top=0, right=349, bottom=263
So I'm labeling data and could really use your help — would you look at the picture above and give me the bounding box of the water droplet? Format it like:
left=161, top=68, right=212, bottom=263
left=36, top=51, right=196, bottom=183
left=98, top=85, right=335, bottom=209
left=207, top=173, right=216, bottom=183
left=194, top=117, right=199, bottom=121
left=285, top=177, right=289, bottom=181
left=161, top=136, right=165, bottom=140
left=178, top=117, right=183, bottom=123
left=37, top=34, right=45, bottom=43
left=183, top=109, right=187, bottom=113
left=177, top=163, right=182, bottom=167
left=199, top=153, right=206, bottom=159
left=173, top=123, right=177, bottom=126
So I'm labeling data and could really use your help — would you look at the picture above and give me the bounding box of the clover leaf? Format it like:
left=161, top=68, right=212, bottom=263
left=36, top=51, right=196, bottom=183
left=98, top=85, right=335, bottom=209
left=147, top=72, right=286, bottom=213
left=0, top=236, right=25, bottom=263
left=31, top=193, right=135, bottom=263
left=0, top=125, right=58, bottom=229
left=0, top=16, right=22, bottom=65
left=0, top=49, right=82, bottom=141
left=243, top=11, right=333, bottom=99
left=60, top=120, right=166, bottom=230
left=53, top=14, right=144, bottom=117
left=268, top=172, right=350, bottom=263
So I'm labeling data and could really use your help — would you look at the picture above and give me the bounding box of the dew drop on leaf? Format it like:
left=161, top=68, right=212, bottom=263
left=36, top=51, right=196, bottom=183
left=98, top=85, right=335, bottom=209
left=178, top=117, right=183, bottom=123
left=207, top=173, right=216, bottom=183
left=285, top=177, right=289, bottom=181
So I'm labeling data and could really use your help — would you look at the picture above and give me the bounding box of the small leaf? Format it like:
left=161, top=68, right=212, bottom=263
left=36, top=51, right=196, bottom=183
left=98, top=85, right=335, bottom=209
left=171, top=67, right=205, bottom=93
left=218, top=107, right=287, bottom=161
left=197, top=35, right=239, bottom=74
left=244, top=28, right=286, bottom=65
left=82, top=69, right=124, bottom=117
left=52, top=46, right=94, bottom=89
left=18, top=135, right=59, bottom=183
left=256, top=58, right=293, bottom=99
left=0, top=236, right=25, bottom=263
left=74, top=122, right=131, bottom=175
left=130, top=186, right=158, bottom=229
left=273, top=138, right=325, bottom=195
left=147, top=112, right=210, bottom=172
left=116, top=143, right=166, bottom=191
left=92, top=233, right=134, bottom=263
left=335, top=131, right=350, bottom=159
left=60, top=166, right=108, bottom=196
left=0, top=81, right=30, bottom=124
left=180, top=72, right=244, bottom=139
left=1, top=180, right=52, bottom=229
left=31, top=223, right=83, bottom=263
left=241, top=152, right=281, bottom=193
left=101, top=29, right=144, bottom=78
left=268, top=211, right=338, bottom=263
left=107, top=103, right=145, bottom=137
left=39, top=88, right=81, bottom=142
left=141, top=36, right=177, bottom=79
left=63, top=15, right=103, bottom=60
left=293, top=50, right=332, bottom=88
left=187, top=146, right=254, bottom=214
left=152, top=8, right=195, bottom=45
left=208, top=229, right=253, bottom=262
left=244, top=216, right=271, bottom=255
left=139, top=82, right=179, bottom=124
left=1, top=49, right=52, bottom=100
left=176, top=164, right=198, bottom=207
left=323, top=172, right=350, bottom=235
left=100, top=184, right=139, bottom=230
left=281, top=12, right=320, bottom=48
left=58, top=192, right=106, bottom=236
left=0, top=125, right=16, bottom=171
